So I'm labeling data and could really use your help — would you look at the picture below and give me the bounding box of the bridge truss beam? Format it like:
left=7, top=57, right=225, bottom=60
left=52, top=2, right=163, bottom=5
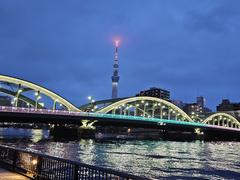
left=97, top=96, right=193, bottom=122
left=203, top=113, right=240, bottom=129
left=0, top=75, right=80, bottom=112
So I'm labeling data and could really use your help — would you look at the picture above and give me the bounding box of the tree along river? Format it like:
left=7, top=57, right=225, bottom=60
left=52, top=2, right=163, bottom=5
left=0, top=128, right=239, bottom=179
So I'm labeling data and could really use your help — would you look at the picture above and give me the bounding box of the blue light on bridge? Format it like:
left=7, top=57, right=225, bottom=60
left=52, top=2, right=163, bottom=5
left=91, top=113, right=207, bottom=128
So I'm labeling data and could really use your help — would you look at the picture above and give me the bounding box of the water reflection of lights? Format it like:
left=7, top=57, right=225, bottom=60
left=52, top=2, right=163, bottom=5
left=1, top=137, right=240, bottom=179
left=76, top=139, right=95, bottom=163
left=31, top=129, right=45, bottom=143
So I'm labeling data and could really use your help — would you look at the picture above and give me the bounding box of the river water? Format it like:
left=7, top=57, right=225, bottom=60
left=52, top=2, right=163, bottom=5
left=0, top=128, right=239, bottom=179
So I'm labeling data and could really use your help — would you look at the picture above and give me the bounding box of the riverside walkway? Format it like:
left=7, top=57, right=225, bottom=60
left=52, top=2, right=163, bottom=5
left=0, top=168, right=29, bottom=180
left=0, top=145, right=144, bottom=180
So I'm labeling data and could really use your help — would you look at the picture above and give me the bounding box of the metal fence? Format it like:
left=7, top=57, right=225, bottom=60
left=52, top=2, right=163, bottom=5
left=0, top=145, right=145, bottom=180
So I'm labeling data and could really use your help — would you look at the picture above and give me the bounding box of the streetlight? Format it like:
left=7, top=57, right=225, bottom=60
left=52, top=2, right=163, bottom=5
left=91, top=105, right=98, bottom=112
left=152, top=103, right=158, bottom=118
left=88, top=96, right=92, bottom=101
left=112, top=106, right=117, bottom=114
left=124, top=106, right=129, bottom=115
left=168, top=109, right=172, bottom=119
left=172, top=110, right=176, bottom=120
left=160, top=105, right=165, bottom=119
left=27, top=103, right=30, bottom=111
left=143, top=102, right=149, bottom=117
left=128, top=105, right=133, bottom=116
left=87, top=96, right=95, bottom=111
left=168, top=109, right=175, bottom=120
left=32, top=159, right=38, bottom=165
left=134, top=104, right=139, bottom=116
left=15, top=89, right=23, bottom=107
left=87, top=96, right=96, bottom=103
left=118, top=106, right=122, bottom=115
left=176, top=113, right=180, bottom=120
left=34, top=91, right=41, bottom=109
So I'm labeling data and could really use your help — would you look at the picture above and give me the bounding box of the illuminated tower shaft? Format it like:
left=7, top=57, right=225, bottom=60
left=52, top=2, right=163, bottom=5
left=112, top=41, right=120, bottom=99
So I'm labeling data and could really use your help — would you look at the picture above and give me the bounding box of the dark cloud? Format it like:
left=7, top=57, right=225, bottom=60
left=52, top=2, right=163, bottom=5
left=0, top=0, right=240, bottom=110
left=186, top=2, right=240, bottom=33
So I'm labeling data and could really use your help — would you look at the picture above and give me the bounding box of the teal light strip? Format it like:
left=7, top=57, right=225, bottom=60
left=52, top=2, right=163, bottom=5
left=91, top=113, right=207, bottom=127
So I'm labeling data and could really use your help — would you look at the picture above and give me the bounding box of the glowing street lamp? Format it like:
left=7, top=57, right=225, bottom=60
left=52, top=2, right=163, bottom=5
left=27, top=103, right=30, bottom=110
left=87, top=96, right=95, bottom=103
left=152, top=103, right=158, bottom=117
left=134, top=104, right=139, bottom=116
left=168, top=109, right=173, bottom=119
left=34, top=91, right=41, bottom=109
left=91, top=105, right=98, bottom=112
left=124, top=106, right=129, bottom=115
left=143, top=102, right=149, bottom=117
left=160, top=105, right=165, bottom=119
left=15, top=88, right=23, bottom=107
left=32, top=159, right=38, bottom=165
left=87, top=96, right=96, bottom=112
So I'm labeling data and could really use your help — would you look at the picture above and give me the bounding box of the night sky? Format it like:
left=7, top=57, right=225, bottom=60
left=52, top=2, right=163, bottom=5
left=0, top=1, right=240, bottom=110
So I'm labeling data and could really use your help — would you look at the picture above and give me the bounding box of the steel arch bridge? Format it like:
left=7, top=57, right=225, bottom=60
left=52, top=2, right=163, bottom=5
left=97, top=96, right=193, bottom=122
left=0, top=75, right=80, bottom=112
left=203, top=113, right=240, bottom=129
left=0, top=74, right=239, bottom=130
left=0, top=87, right=44, bottom=109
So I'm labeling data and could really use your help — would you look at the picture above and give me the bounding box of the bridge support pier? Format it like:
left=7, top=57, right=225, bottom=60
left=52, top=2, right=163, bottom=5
left=194, top=128, right=205, bottom=140
left=203, top=130, right=240, bottom=141
left=50, top=124, right=79, bottom=140
left=49, top=123, right=97, bottom=140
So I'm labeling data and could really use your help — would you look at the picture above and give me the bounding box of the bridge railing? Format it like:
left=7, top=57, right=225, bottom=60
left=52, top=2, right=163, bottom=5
left=0, top=105, right=160, bottom=121
left=0, top=144, right=145, bottom=180
left=0, top=106, right=239, bottom=131
left=0, top=105, right=89, bottom=116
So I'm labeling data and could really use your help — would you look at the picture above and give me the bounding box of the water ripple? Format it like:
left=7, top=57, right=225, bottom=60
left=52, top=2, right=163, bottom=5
left=0, top=129, right=239, bottom=179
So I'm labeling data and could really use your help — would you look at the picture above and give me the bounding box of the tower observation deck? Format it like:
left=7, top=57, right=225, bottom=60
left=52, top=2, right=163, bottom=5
left=111, top=40, right=120, bottom=99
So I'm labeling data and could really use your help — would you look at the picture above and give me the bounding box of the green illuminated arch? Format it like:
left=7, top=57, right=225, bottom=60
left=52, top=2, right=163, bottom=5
left=0, top=74, right=80, bottom=111
left=203, top=112, right=240, bottom=128
left=97, top=96, right=193, bottom=122
left=0, top=87, right=43, bottom=108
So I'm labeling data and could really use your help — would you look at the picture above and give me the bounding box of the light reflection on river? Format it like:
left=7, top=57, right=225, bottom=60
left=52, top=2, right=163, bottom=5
left=0, top=128, right=239, bottom=179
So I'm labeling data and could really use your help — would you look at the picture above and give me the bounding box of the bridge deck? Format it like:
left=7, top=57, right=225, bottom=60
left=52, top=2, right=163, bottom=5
left=0, top=168, right=29, bottom=180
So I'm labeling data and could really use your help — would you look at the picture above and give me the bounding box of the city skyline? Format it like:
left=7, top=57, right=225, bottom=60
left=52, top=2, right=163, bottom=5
left=0, top=1, right=240, bottom=110
left=0, top=1, right=239, bottom=179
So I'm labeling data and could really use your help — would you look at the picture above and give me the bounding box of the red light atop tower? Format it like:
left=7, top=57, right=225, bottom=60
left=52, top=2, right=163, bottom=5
left=115, top=40, right=120, bottom=47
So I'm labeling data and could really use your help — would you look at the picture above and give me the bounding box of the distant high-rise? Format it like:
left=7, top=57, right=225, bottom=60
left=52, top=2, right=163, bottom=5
left=197, top=96, right=205, bottom=108
left=217, top=99, right=240, bottom=111
left=136, top=87, right=170, bottom=101
left=111, top=40, right=120, bottom=99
